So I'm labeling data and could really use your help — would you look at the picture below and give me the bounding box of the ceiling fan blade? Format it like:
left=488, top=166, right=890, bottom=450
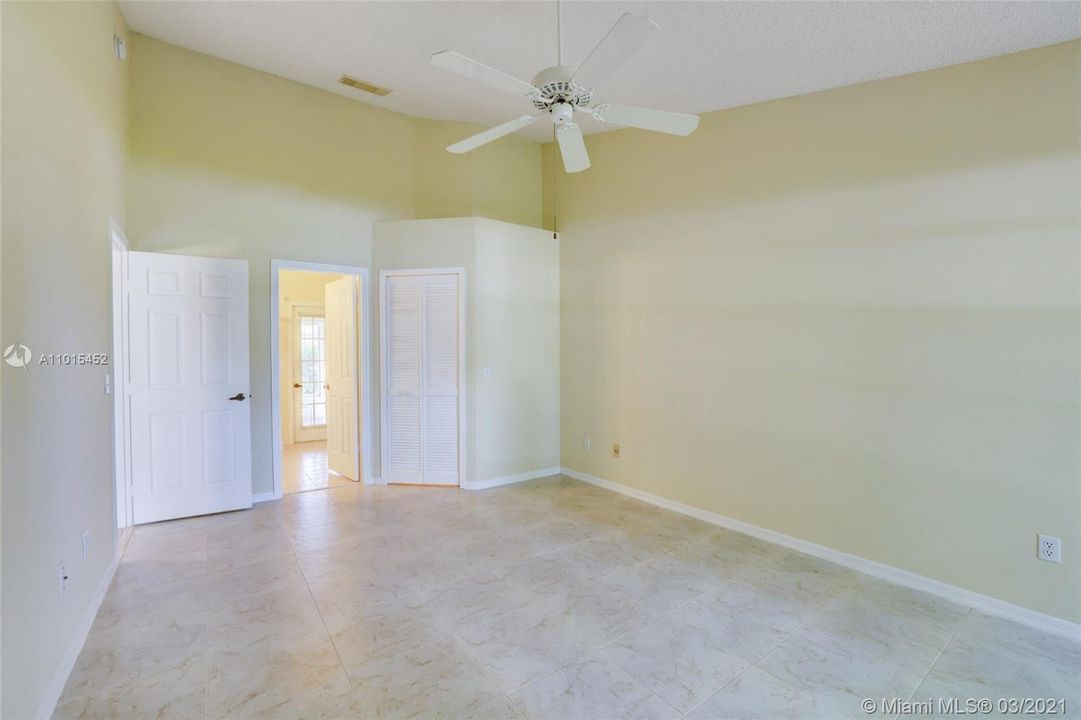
left=590, top=103, right=699, bottom=136
left=571, top=13, right=660, bottom=90
left=556, top=122, right=591, bottom=173
left=430, top=50, right=537, bottom=96
left=447, top=115, right=537, bottom=154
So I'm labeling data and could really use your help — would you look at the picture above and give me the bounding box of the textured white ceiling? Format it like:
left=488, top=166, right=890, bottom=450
left=118, top=1, right=1081, bottom=143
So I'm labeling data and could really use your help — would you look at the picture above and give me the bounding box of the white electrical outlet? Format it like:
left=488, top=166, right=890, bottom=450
left=82, top=531, right=90, bottom=560
left=58, top=565, right=68, bottom=595
left=1038, top=535, right=1061, bottom=564
left=584, top=438, right=591, bottom=451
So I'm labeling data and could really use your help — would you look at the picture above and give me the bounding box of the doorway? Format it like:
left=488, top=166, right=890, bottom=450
left=271, top=261, right=372, bottom=497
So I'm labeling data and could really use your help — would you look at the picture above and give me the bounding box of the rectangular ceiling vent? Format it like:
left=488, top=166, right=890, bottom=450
left=338, top=74, right=392, bottom=97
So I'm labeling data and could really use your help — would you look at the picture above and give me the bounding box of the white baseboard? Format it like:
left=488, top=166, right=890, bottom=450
left=560, top=467, right=1081, bottom=642
left=465, top=467, right=562, bottom=491
left=252, top=491, right=276, bottom=504
left=37, top=545, right=121, bottom=719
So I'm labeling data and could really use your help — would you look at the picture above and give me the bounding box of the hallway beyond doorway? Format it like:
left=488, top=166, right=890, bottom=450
left=282, top=441, right=352, bottom=494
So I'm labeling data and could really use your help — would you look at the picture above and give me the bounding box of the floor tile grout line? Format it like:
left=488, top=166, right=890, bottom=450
left=734, top=583, right=863, bottom=719
left=275, top=505, right=372, bottom=720
left=905, top=606, right=973, bottom=703
left=673, top=587, right=839, bottom=719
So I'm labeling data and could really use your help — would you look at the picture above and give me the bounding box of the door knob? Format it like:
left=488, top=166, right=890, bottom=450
left=324, top=384, right=330, bottom=389
left=228, top=393, right=247, bottom=401
left=293, top=383, right=301, bottom=388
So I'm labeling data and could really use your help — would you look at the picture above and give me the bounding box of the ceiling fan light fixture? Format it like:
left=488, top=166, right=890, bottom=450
left=430, top=12, right=699, bottom=173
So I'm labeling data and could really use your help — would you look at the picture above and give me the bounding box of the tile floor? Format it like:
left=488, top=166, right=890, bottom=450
left=282, top=441, right=354, bottom=494
left=55, top=475, right=1080, bottom=719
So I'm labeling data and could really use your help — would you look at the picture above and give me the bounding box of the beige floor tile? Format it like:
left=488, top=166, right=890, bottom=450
left=54, top=476, right=1076, bottom=720
left=331, top=600, right=451, bottom=668
left=207, top=633, right=358, bottom=719
left=600, top=553, right=715, bottom=614
left=915, top=612, right=1081, bottom=710
left=55, top=660, right=205, bottom=720
left=421, top=570, right=535, bottom=632
left=510, top=657, right=680, bottom=720
left=61, top=615, right=207, bottom=700
left=349, top=638, right=506, bottom=719
left=686, top=667, right=840, bottom=720
left=669, top=581, right=802, bottom=662
left=756, top=627, right=929, bottom=717
left=600, top=613, right=749, bottom=713
left=460, top=597, right=595, bottom=692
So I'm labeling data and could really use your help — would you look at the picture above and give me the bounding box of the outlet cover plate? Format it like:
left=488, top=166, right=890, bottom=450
left=1038, top=535, right=1061, bottom=564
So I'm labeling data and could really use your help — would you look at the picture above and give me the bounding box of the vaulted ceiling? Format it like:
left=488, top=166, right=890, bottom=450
left=119, top=1, right=1081, bottom=142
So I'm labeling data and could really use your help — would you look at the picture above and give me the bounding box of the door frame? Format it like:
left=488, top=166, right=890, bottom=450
left=290, top=304, right=328, bottom=444
left=109, top=217, right=132, bottom=529
left=379, top=267, right=467, bottom=487
left=270, top=260, right=372, bottom=499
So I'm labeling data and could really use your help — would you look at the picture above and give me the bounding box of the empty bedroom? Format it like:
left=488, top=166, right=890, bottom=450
left=1, top=1, right=1079, bottom=719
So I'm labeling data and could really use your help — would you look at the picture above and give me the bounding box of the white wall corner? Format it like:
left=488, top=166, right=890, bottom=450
left=559, top=467, right=1081, bottom=642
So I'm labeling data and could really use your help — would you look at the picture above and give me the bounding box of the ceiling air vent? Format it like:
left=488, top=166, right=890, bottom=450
left=338, top=74, right=392, bottom=97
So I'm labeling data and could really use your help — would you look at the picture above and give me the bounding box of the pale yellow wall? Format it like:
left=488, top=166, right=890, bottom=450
left=415, top=119, right=543, bottom=228
left=1, top=2, right=129, bottom=717
left=548, top=41, right=1081, bottom=623
left=127, top=35, right=543, bottom=494
left=372, top=218, right=560, bottom=486
left=278, top=270, right=344, bottom=317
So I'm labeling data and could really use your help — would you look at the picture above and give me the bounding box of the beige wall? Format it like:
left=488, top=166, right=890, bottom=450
left=127, top=35, right=543, bottom=494
left=1, top=2, right=130, bottom=717
left=415, top=119, right=542, bottom=228
left=373, top=218, right=560, bottom=486
left=547, top=41, right=1081, bottom=623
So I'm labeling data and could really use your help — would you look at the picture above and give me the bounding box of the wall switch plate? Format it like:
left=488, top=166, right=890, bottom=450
left=612, top=443, right=620, bottom=459
left=584, top=438, right=591, bottom=451
left=1038, top=535, right=1061, bottom=563
left=82, top=531, right=90, bottom=560
left=58, top=565, right=68, bottom=595
left=482, top=367, right=492, bottom=379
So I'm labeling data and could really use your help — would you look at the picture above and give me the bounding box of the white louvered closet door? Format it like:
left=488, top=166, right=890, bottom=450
left=383, top=272, right=460, bottom=485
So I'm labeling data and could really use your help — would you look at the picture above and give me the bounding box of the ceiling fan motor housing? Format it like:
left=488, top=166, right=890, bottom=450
left=529, top=65, right=593, bottom=111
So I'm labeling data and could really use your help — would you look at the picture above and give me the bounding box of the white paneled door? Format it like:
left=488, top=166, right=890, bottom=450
left=325, top=277, right=358, bottom=480
left=382, top=271, right=461, bottom=486
left=128, top=252, right=252, bottom=524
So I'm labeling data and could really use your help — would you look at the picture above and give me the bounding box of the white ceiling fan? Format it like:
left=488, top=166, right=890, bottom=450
left=430, top=10, right=699, bottom=173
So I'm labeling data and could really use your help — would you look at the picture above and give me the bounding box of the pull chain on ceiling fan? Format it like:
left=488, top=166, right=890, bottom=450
left=430, top=4, right=700, bottom=173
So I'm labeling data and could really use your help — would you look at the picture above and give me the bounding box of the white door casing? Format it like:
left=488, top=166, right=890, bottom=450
left=128, top=252, right=252, bottom=523
left=110, top=221, right=131, bottom=529
left=325, top=277, right=358, bottom=480
left=381, top=270, right=462, bottom=486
